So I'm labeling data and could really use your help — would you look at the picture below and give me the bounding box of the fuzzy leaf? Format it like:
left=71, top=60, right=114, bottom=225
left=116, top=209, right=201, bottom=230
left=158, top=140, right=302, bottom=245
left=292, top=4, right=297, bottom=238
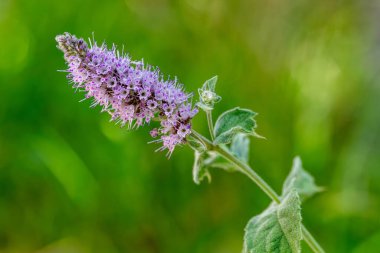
left=209, top=162, right=236, bottom=172
left=196, top=101, right=214, bottom=111
left=243, top=189, right=302, bottom=253
left=187, top=135, right=207, bottom=153
left=197, top=75, right=221, bottom=111
left=282, top=157, right=323, bottom=201
left=214, top=108, right=258, bottom=145
left=202, top=75, right=218, bottom=91
left=230, top=133, right=250, bottom=163
left=192, top=151, right=211, bottom=184
left=200, top=151, right=238, bottom=172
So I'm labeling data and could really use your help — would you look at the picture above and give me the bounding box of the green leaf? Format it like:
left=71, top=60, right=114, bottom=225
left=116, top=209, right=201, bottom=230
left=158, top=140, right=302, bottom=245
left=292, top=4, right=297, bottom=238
left=202, top=75, right=218, bottom=91
left=192, top=151, right=211, bottom=184
left=214, top=107, right=259, bottom=145
left=230, top=133, right=250, bottom=163
left=196, top=101, right=214, bottom=111
left=209, top=162, right=236, bottom=172
left=197, top=75, right=221, bottom=111
left=243, top=189, right=302, bottom=253
left=282, top=157, right=323, bottom=201
left=186, top=134, right=207, bottom=153
left=207, top=151, right=238, bottom=172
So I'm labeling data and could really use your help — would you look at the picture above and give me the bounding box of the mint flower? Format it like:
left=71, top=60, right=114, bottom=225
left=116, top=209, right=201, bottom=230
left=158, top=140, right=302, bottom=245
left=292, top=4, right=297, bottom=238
left=56, top=33, right=198, bottom=156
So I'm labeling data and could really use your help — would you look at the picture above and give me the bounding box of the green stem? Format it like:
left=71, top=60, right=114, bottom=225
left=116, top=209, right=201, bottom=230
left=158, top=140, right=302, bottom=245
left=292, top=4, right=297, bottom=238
left=302, top=226, right=325, bottom=253
left=205, top=110, right=215, bottom=140
left=214, top=144, right=281, bottom=203
left=189, top=130, right=325, bottom=253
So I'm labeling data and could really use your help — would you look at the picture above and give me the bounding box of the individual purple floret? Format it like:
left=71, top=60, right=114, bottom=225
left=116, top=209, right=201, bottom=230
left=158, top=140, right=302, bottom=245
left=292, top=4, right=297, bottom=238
left=56, top=33, right=198, bottom=156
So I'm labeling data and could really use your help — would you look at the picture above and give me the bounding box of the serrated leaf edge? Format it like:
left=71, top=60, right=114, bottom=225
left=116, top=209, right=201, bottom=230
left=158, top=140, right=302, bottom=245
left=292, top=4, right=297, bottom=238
left=213, top=107, right=258, bottom=144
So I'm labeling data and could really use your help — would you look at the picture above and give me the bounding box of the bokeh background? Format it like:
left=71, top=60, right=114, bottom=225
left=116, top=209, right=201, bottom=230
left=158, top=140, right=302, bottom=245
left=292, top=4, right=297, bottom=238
left=1, top=0, right=380, bottom=252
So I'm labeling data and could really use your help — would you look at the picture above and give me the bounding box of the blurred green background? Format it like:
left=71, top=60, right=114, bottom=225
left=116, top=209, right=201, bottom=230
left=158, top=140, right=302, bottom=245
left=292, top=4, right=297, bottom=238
left=1, top=0, right=380, bottom=252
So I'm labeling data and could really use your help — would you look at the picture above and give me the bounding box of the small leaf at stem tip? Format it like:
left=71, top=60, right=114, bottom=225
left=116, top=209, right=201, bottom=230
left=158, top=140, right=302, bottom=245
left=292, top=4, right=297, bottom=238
left=282, top=156, right=324, bottom=202
left=243, top=189, right=302, bottom=253
left=201, top=75, right=218, bottom=92
left=192, top=151, right=212, bottom=184
left=213, top=107, right=262, bottom=145
left=197, top=75, right=221, bottom=111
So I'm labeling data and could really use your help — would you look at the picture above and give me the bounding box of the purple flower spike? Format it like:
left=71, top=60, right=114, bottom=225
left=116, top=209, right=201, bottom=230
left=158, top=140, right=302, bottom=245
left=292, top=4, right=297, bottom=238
left=56, top=33, right=198, bottom=156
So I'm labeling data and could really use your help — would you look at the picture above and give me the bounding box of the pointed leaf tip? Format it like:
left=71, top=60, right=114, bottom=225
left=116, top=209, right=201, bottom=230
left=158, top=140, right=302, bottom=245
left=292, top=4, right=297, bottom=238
left=282, top=156, right=323, bottom=201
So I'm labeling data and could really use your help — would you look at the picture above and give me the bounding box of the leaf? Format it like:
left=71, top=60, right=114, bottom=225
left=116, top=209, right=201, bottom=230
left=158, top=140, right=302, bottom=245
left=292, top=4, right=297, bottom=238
left=230, top=133, right=250, bottom=163
left=282, top=157, right=323, bottom=201
left=192, top=151, right=211, bottom=184
left=186, top=134, right=207, bottom=153
left=243, top=189, right=302, bottom=253
left=196, top=101, right=214, bottom=111
left=214, top=107, right=259, bottom=145
left=207, top=153, right=237, bottom=172
left=209, top=162, right=236, bottom=172
left=199, top=150, right=238, bottom=172
left=202, top=75, right=218, bottom=91
left=192, top=150, right=237, bottom=184
left=197, top=75, right=221, bottom=111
